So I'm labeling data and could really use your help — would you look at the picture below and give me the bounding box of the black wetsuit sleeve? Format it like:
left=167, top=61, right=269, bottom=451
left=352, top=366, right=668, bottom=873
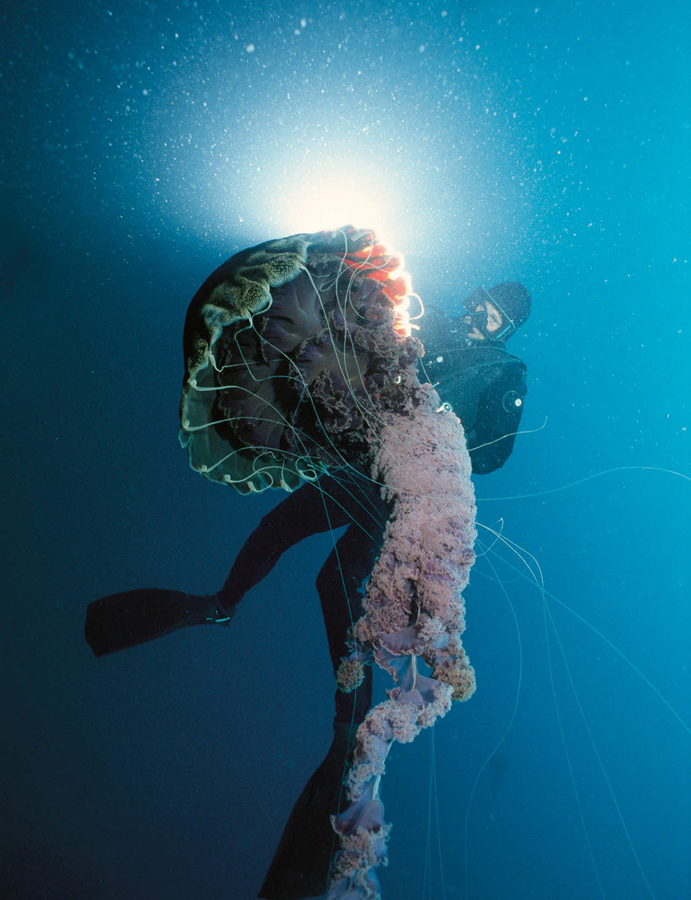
left=215, top=476, right=384, bottom=611
left=466, top=358, right=527, bottom=474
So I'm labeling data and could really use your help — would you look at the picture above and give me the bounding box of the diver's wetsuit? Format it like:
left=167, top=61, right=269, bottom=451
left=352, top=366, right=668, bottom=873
left=422, top=315, right=527, bottom=474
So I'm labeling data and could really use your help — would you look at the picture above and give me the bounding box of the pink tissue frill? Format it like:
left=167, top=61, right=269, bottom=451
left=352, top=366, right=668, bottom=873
left=328, top=383, right=477, bottom=899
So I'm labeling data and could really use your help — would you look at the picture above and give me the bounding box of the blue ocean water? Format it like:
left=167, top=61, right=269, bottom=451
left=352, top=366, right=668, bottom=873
left=1, top=1, right=689, bottom=899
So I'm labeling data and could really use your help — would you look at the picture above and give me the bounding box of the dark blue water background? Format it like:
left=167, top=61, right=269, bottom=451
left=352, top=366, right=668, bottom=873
left=2, top=1, right=689, bottom=898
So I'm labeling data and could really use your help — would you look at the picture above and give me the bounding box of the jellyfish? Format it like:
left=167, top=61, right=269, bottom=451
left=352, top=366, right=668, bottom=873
left=179, top=226, right=477, bottom=899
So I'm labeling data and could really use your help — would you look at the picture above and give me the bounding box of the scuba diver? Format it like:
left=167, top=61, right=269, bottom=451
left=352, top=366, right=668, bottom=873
left=421, top=280, right=531, bottom=474
left=85, top=281, right=531, bottom=900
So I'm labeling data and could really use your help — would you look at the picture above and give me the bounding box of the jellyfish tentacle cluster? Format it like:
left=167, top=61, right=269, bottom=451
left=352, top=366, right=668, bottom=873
left=180, top=226, right=477, bottom=900
left=329, top=386, right=476, bottom=899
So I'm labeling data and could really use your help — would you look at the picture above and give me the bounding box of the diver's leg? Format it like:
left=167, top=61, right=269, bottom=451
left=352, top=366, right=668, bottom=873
left=259, top=526, right=379, bottom=900
left=85, top=479, right=375, bottom=660
left=84, top=588, right=228, bottom=657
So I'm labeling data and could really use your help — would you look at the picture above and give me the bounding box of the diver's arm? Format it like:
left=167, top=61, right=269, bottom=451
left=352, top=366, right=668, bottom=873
left=467, top=360, right=527, bottom=474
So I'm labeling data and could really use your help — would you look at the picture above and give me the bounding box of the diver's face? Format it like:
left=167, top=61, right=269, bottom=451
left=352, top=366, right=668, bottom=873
left=465, top=300, right=504, bottom=340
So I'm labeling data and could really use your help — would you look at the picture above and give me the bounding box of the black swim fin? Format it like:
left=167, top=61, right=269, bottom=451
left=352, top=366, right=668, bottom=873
left=259, top=723, right=358, bottom=900
left=85, top=588, right=224, bottom=657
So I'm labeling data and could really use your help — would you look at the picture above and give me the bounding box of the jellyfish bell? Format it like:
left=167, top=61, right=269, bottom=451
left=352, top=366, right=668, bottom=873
left=180, top=226, right=417, bottom=494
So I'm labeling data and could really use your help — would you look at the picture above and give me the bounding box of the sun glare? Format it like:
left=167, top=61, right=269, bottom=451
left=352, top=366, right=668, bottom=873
left=266, top=160, right=400, bottom=245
